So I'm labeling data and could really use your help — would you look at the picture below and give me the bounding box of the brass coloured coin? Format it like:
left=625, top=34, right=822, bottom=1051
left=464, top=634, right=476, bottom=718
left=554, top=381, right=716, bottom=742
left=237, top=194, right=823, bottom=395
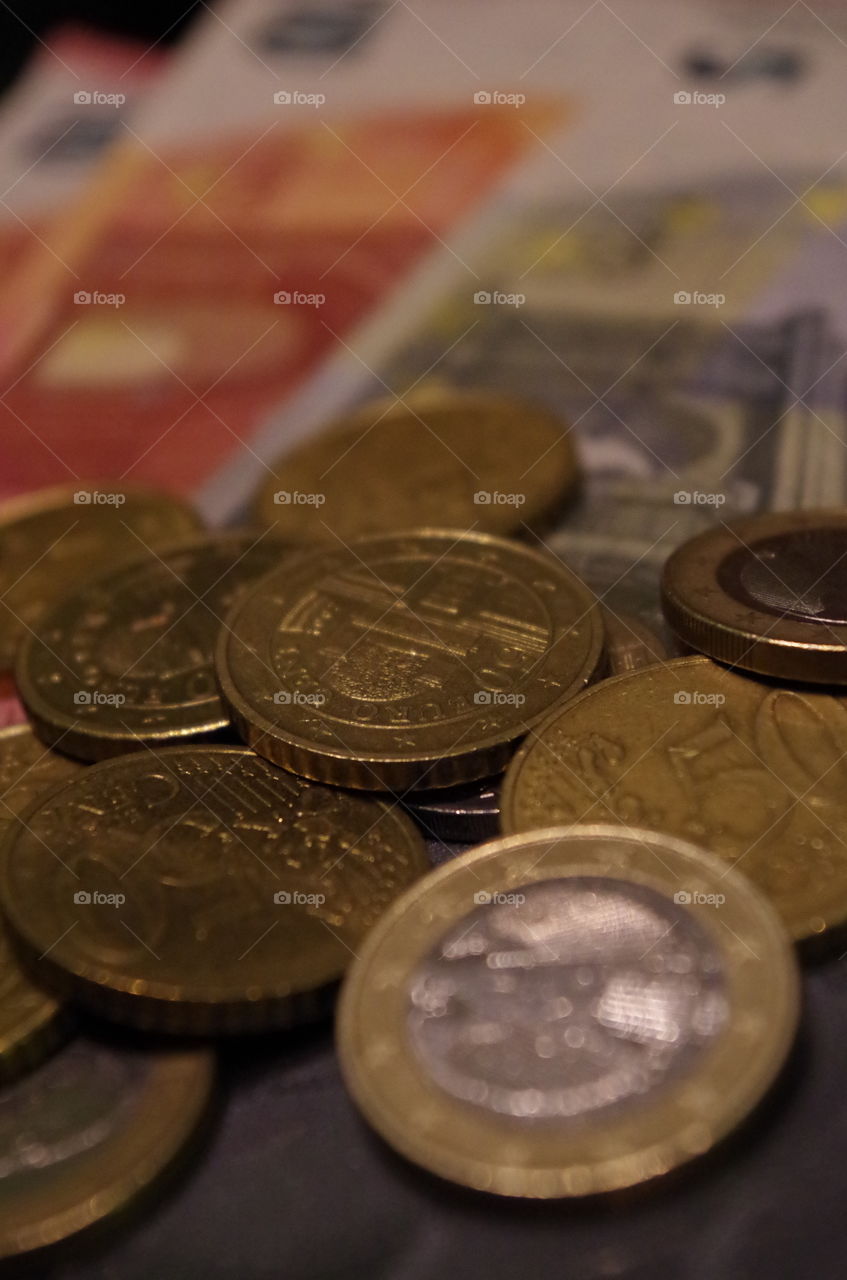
left=502, top=655, right=847, bottom=940
left=602, top=609, right=669, bottom=675
left=337, top=824, right=798, bottom=1197
left=216, top=529, right=605, bottom=790
left=16, top=530, right=290, bottom=760
left=0, top=747, right=429, bottom=1032
left=0, top=484, right=202, bottom=672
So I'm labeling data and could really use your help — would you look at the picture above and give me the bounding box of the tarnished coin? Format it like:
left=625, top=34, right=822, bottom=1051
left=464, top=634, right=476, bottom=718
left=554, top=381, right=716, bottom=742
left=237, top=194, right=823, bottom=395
left=662, top=509, right=847, bottom=682
left=253, top=388, right=578, bottom=540
left=16, top=530, right=289, bottom=761
left=404, top=776, right=501, bottom=843
left=338, top=824, right=798, bottom=1197
left=0, top=747, right=428, bottom=1032
left=216, top=529, right=604, bottom=790
left=0, top=726, right=85, bottom=1078
left=0, top=1036, right=213, bottom=1257
left=502, top=655, right=847, bottom=941
left=602, top=609, right=669, bottom=675
left=0, top=484, right=202, bottom=672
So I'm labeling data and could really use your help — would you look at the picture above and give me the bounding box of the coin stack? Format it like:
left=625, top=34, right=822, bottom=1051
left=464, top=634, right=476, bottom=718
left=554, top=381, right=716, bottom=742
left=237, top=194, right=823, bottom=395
left=0, top=397, right=833, bottom=1251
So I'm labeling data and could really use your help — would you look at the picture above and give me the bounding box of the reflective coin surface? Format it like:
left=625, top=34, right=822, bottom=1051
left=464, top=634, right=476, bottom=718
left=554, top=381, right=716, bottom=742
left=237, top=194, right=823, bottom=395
left=253, top=388, right=578, bottom=540
left=0, top=726, right=85, bottom=1077
left=0, top=747, right=429, bottom=1032
left=403, top=776, right=501, bottom=843
left=338, top=825, right=798, bottom=1197
left=502, top=655, right=847, bottom=941
left=662, top=509, right=847, bottom=682
left=216, top=530, right=604, bottom=790
left=602, top=609, right=669, bottom=675
left=0, top=1036, right=213, bottom=1257
left=16, top=530, right=290, bottom=760
left=0, top=484, right=202, bottom=672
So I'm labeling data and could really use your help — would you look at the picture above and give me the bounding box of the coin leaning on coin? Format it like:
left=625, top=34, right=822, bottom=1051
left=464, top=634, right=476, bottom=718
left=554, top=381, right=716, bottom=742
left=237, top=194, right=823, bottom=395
left=337, top=824, right=798, bottom=1197
left=216, top=529, right=605, bottom=791
left=0, top=746, right=429, bottom=1033
left=16, top=530, right=292, bottom=761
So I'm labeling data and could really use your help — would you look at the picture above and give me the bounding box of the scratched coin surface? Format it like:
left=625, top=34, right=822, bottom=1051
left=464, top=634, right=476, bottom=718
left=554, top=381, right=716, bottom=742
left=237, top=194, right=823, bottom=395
left=0, top=726, right=85, bottom=1078
left=0, top=484, right=202, bottom=672
left=0, top=1036, right=213, bottom=1257
left=0, top=747, right=429, bottom=1032
left=217, top=530, right=604, bottom=790
left=253, top=388, right=578, bottom=540
left=662, top=509, right=847, bottom=682
left=338, top=825, right=798, bottom=1197
left=16, top=531, right=290, bottom=761
left=502, top=655, right=847, bottom=941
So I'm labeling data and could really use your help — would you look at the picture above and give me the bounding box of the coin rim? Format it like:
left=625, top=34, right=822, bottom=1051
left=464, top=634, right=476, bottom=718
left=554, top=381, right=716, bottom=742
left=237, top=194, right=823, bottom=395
left=661, top=509, right=847, bottom=681
left=336, top=822, right=799, bottom=1197
left=215, top=528, right=604, bottom=790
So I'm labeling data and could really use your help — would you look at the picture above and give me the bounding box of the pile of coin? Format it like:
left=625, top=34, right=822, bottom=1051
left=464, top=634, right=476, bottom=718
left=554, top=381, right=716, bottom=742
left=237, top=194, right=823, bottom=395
left=0, top=402, right=840, bottom=1248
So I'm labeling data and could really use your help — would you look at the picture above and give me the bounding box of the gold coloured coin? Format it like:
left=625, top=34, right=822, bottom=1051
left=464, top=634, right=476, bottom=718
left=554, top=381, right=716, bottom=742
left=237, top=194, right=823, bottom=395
left=0, top=484, right=202, bottom=672
left=502, top=655, right=847, bottom=941
left=0, top=726, right=85, bottom=1078
left=337, top=824, right=798, bottom=1197
left=602, top=609, right=669, bottom=675
left=0, top=1036, right=213, bottom=1257
left=662, top=509, right=847, bottom=682
left=253, top=388, right=578, bottom=540
left=216, top=529, right=604, bottom=790
left=16, top=530, right=290, bottom=761
left=0, top=746, right=429, bottom=1032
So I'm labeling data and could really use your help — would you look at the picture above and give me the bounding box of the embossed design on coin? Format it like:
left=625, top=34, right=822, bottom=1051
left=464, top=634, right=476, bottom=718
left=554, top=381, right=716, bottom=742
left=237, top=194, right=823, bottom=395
left=662, top=510, right=847, bottom=681
left=0, top=1037, right=213, bottom=1257
left=0, top=484, right=202, bottom=671
left=16, top=531, right=289, bottom=760
left=253, top=388, right=578, bottom=540
left=409, top=878, right=727, bottom=1121
left=502, top=656, right=847, bottom=940
left=217, top=530, right=604, bottom=790
left=0, top=747, right=429, bottom=1031
left=602, top=610, right=669, bottom=675
left=338, top=825, right=798, bottom=1197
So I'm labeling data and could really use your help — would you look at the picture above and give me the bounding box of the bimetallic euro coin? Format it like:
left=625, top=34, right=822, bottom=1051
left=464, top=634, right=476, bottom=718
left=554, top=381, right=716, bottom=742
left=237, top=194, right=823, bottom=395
left=0, top=747, right=428, bottom=1033
left=0, top=1036, right=213, bottom=1257
left=253, top=388, right=578, bottom=541
left=16, top=530, right=289, bottom=760
left=662, top=510, right=847, bottom=682
left=502, top=655, right=847, bottom=941
left=216, top=530, right=604, bottom=791
left=338, top=825, right=798, bottom=1197
left=0, top=726, right=85, bottom=1078
left=0, top=484, right=202, bottom=672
